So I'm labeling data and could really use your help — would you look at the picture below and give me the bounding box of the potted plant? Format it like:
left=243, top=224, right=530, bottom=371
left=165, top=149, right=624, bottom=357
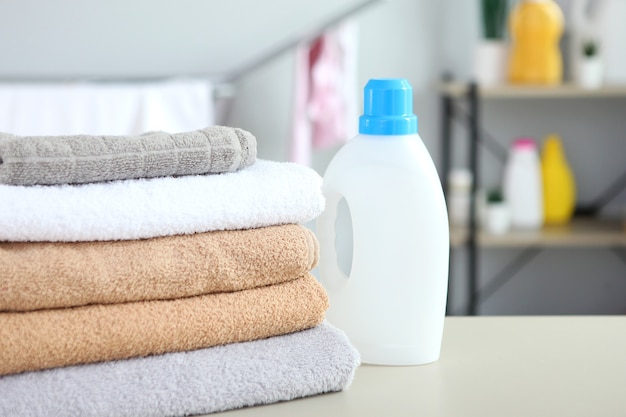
left=484, top=188, right=510, bottom=235
left=473, top=0, right=509, bottom=86
left=578, top=38, right=603, bottom=89
left=482, top=0, right=508, bottom=40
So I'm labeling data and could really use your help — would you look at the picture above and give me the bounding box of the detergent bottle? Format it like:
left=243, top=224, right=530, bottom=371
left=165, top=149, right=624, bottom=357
left=541, top=134, right=576, bottom=225
left=508, top=0, right=565, bottom=84
left=503, top=137, right=544, bottom=230
left=316, top=79, right=449, bottom=366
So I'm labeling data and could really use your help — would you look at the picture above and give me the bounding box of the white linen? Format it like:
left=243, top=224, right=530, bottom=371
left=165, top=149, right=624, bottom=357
left=0, top=159, right=324, bottom=242
left=0, top=78, right=214, bottom=136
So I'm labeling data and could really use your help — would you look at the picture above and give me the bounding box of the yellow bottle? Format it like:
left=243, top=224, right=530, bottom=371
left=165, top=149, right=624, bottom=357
left=508, top=0, right=564, bottom=85
left=541, top=134, right=576, bottom=225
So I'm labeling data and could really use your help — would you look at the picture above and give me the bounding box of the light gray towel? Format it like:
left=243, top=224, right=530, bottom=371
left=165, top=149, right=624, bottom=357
left=0, top=322, right=360, bottom=417
left=0, top=126, right=256, bottom=185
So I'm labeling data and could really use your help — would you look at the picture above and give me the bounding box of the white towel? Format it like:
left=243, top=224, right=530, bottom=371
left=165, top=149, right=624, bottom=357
left=0, top=322, right=360, bottom=417
left=0, top=159, right=324, bottom=242
left=0, top=79, right=214, bottom=136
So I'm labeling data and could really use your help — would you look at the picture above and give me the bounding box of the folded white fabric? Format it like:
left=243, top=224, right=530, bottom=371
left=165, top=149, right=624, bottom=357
left=0, top=159, right=324, bottom=242
left=0, top=79, right=214, bottom=136
left=0, top=322, right=360, bottom=417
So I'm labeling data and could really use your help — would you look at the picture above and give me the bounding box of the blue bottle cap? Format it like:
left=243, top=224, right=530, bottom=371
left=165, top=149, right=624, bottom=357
left=358, top=78, right=418, bottom=135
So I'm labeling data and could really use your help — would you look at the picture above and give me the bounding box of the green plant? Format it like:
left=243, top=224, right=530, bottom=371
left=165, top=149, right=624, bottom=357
left=487, top=188, right=504, bottom=204
left=582, top=39, right=598, bottom=58
left=481, top=0, right=509, bottom=40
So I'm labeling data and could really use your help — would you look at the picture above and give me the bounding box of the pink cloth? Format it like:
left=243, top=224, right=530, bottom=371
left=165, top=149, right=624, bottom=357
left=290, top=21, right=358, bottom=166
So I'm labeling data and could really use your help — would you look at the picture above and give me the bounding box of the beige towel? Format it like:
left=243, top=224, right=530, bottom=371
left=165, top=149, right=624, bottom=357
left=0, top=224, right=318, bottom=311
left=0, top=273, right=327, bottom=376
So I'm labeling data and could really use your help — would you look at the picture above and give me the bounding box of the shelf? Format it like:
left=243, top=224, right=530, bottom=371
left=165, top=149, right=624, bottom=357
left=450, top=218, right=626, bottom=248
left=440, top=78, right=626, bottom=315
left=438, top=82, right=626, bottom=99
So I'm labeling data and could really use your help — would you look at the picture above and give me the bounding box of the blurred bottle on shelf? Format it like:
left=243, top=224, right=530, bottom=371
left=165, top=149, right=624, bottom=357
left=541, top=134, right=576, bottom=225
left=503, top=138, right=544, bottom=230
left=508, top=0, right=564, bottom=85
left=448, top=168, right=473, bottom=227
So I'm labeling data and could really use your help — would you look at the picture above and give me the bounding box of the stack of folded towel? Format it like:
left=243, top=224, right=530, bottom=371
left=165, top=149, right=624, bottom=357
left=0, top=127, right=360, bottom=417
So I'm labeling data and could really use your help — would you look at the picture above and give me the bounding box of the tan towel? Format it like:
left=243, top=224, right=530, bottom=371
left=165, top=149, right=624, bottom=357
left=0, top=224, right=318, bottom=311
left=0, top=273, right=328, bottom=376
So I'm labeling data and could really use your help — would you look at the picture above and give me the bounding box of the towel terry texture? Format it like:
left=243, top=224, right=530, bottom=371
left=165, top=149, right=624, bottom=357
left=0, top=273, right=328, bottom=376
left=0, top=322, right=360, bottom=417
left=0, top=126, right=256, bottom=185
left=0, top=224, right=318, bottom=311
left=0, top=159, right=325, bottom=242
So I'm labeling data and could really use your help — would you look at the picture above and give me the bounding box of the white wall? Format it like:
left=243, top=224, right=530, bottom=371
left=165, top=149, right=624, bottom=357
left=0, top=0, right=369, bottom=80
left=227, top=0, right=444, bottom=174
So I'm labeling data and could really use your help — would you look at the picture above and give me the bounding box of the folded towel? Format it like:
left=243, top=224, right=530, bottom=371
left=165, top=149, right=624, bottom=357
left=0, top=224, right=318, bottom=311
left=0, top=126, right=256, bottom=185
left=0, top=159, right=324, bottom=242
left=0, top=273, right=327, bottom=376
left=0, top=322, right=360, bottom=417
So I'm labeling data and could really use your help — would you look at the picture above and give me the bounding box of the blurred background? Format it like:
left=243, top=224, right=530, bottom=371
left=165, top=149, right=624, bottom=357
left=1, top=0, right=625, bottom=315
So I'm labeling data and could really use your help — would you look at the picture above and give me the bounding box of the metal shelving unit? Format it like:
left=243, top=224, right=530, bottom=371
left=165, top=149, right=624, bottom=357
left=439, top=80, right=626, bottom=316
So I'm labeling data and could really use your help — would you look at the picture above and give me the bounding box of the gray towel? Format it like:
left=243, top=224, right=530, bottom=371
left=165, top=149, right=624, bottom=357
left=0, top=126, right=256, bottom=185
left=0, top=322, right=360, bottom=417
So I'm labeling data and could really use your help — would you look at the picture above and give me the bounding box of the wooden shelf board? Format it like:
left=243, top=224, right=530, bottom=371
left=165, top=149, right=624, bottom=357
left=438, top=82, right=626, bottom=99
left=450, top=218, right=626, bottom=248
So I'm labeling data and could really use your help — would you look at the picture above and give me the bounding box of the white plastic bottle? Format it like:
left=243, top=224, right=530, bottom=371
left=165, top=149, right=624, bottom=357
left=448, top=168, right=473, bottom=227
left=502, top=137, right=544, bottom=230
left=316, top=79, right=449, bottom=366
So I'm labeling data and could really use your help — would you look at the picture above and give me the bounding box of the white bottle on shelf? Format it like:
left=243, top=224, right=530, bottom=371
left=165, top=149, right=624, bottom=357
left=316, top=79, right=449, bottom=366
left=448, top=168, right=473, bottom=227
left=503, top=137, right=544, bottom=230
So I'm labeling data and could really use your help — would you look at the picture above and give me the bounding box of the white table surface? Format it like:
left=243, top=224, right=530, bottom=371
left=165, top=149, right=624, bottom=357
left=215, top=316, right=626, bottom=417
